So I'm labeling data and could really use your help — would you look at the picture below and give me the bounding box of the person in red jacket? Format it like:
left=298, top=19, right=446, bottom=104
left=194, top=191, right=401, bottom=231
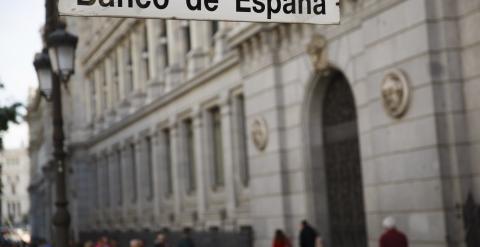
left=272, top=229, right=291, bottom=247
left=380, top=216, right=409, bottom=247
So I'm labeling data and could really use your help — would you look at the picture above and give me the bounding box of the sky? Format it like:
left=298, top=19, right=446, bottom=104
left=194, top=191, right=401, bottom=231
left=0, top=1, right=45, bottom=149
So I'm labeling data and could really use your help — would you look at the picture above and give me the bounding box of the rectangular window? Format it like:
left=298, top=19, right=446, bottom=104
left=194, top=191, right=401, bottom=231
left=164, top=129, right=173, bottom=197
left=104, top=155, right=110, bottom=208
left=184, top=119, right=196, bottom=193
left=101, top=63, right=108, bottom=111
left=130, top=143, right=137, bottom=202
left=142, top=24, right=151, bottom=80
left=146, top=136, right=154, bottom=200
left=182, top=21, right=192, bottom=54
left=112, top=51, right=120, bottom=104
left=210, top=107, right=224, bottom=189
left=160, top=20, right=169, bottom=67
left=125, top=38, right=134, bottom=93
left=236, top=94, right=250, bottom=187
left=210, top=21, right=219, bottom=45
left=94, top=158, right=101, bottom=208
left=89, top=74, right=96, bottom=119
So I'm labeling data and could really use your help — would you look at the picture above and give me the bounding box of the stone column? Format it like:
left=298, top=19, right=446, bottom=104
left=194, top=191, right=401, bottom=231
left=220, top=94, right=237, bottom=224
left=85, top=78, right=94, bottom=125
left=193, top=107, right=207, bottom=223
left=131, top=24, right=147, bottom=108
left=96, top=155, right=103, bottom=211
left=146, top=20, right=165, bottom=101
left=93, top=69, right=103, bottom=120
left=104, top=57, right=113, bottom=115
left=106, top=153, right=112, bottom=208
left=90, top=156, right=99, bottom=228
left=118, top=41, right=132, bottom=118
left=134, top=137, right=143, bottom=222
left=95, top=154, right=105, bottom=228
left=121, top=143, right=131, bottom=228
left=231, top=95, right=249, bottom=198
left=169, top=120, right=182, bottom=223
left=213, top=22, right=231, bottom=62
left=187, top=21, right=209, bottom=77
left=123, top=140, right=137, bottom=225
left=166, top=20, right=185, bottom=90
left=104, top=153, right=111, bottom=226
left=116, top=45, right=126, bottom=102
left=108, top=150, right=118, bottom=224
left=151, top=127, right=163, bottom=225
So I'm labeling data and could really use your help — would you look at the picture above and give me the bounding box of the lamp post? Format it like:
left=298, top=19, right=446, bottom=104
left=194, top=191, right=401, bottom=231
left=33, top=22, right=78, bottom=247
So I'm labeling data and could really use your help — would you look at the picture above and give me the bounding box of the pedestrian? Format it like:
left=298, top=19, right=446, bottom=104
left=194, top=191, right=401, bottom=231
left=177, top=228, right=194, bottom=247
left=83, top=241, right=94, bottom=247
left=272, top=230, right=291, bottom=247
left=299, top=220, right=318, bottom=247
left=153, top=233, right=167, bottom=247
left=130, top=239, right=143, bottom=247
left=95, top=237, right=111, bottom=247
left=109, top=239, right=118, bottom=247
left=379, top=216, right=408, bottom=247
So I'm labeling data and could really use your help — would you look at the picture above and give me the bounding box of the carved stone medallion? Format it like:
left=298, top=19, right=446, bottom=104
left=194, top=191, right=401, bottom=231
left=381, top=70, right=411, bottom=119
left=251, top=117, right=269, bottom=151
left=307, top=34, right=329, bottom=72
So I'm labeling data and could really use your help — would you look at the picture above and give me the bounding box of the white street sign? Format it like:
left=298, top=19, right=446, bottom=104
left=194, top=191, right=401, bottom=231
left=59, top=0, right=340, bottom=24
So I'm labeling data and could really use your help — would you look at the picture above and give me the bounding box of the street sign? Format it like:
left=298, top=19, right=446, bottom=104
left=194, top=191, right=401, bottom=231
left=59, top=0, right=340, bottom=24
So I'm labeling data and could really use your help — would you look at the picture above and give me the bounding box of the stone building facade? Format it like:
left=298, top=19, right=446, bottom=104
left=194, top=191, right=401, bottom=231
left=29, top=0, right=480, bottom=246
left=0, top=148, right=30, bottom=226
left=27, top=90, right=57, bottom=240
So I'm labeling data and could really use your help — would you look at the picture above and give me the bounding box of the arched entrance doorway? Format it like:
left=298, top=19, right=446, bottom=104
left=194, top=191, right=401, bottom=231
left=305, top=69, right=367, bottom=247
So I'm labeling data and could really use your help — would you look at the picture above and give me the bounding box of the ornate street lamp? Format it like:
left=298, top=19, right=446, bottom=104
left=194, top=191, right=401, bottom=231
left=33, top=22, right=78, bottom=247
left=33, top=49, right=53, bottom=100
left=47, top=23, right=78, bottom=81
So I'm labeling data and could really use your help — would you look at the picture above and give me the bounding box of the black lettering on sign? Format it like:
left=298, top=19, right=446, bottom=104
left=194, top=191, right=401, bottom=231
left=136, top=0, right=151, bottom=8
left=252, top=0, right=265, bottom=13
left=283, top=0, right=295, bottom=14
left=78, top=0, right=95, bottom=5
left=153, top=0, right=169, bottom=9
left=237, top=0, right=251, bottom=12
left=186, top=0, right=218, bottom=11
left=313, top=0, right=325, bottom=14
left=186, top=0, right=202, bottom=10
left=205, top=0, right=219, bottom=11
left=99, top=0, right=114, bottom=7
left=299, top=0, right=311, bottom=14
left=267, top=0, right=281, bottom=19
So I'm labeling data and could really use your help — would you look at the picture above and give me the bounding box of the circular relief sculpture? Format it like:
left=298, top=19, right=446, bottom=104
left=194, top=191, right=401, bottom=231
left=381, top=69, right=411, bottom=119
left=251, top=117, right=269, bottom=151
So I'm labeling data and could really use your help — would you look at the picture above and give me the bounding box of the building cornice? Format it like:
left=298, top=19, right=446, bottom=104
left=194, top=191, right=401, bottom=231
left=81, top=52, right=239, bottom=146
left=80, top=18, right=138, bottom=72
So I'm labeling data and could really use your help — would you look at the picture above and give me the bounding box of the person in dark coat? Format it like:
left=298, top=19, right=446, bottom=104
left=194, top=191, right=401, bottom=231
left=379, top=216, right=408, bottom=247
left=299, top=220, right=318, bottom=247
left=177, top=228, right=194, bottom=247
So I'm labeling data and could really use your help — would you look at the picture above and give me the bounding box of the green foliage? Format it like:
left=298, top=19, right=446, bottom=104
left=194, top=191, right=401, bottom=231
left=0, top=81, right=21, bottom=150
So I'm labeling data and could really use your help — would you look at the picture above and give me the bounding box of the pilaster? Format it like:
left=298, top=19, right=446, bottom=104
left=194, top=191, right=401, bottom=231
left=146, top=19, right=165, bottom=101
left=169, top=119, right=182, bottom=226
left=131, top=24, right=147, bottom=109
left=213, top=22, right=232, bottom=62
left=193, top=106, right=207, bottom=224
left=219, top=93, right=237, bottom=227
